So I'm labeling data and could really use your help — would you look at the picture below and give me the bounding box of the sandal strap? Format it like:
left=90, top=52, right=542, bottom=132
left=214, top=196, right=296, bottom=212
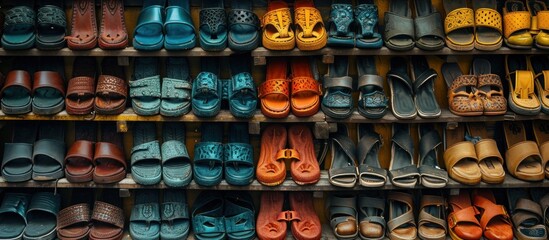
left=230, top=72, right=256, bottom=99
left=4, top=6, right=35, bottom=32
left=384, top=12, right=414, bottom=41
left=448, top=206, right=480, bottom=228
left=165, top=6, right=195, bottom=31
left=510, top=70, right=535, bottom=99
left=130, top=76, right=162, bottom=98
left=473, top=195, right=510, bottom=230
left=328, top=4, right=353, bottom=36
left=276, top=149, right=300, bottom=162
left=387, top=70, right=414, bottom=94
left=445, top=8, right=474, bottom=34
left=193, top=72, right=220, bottom=98
left=161, top=140, right=190, bottom=164
left=67, top=76, right=95, bottom=98
left=161, top=201, right=189, bottom=221
left=0, top=193, right=30, bottom=224
left=475, top=139, right=504, bottom=164
left=449, top=74, right=477, bottom=93
left=161, top=77, right=191, bottom=100
left=392, top=130, right=414, bottom=159
left=37, top=5, right=66, bottom=31
left=419, top=130, right=441, bottom=165
left=131, top=140, right=161, bottom=165
left=65, top=140, right=94, bottom=165
left=475, top=8, right=502, bottom=33
left=506, top=141, right=541, bottom=175
left=413, top=68, right=437, bottom=92
left=130, top=203, right=160, bottom=222
left=332, top=133, right=357, bottom=163
left=477, top=74, right=504, bottom=98
left=358, top=130, right=381, bottom=164
left=58, top=203, right=90, bottom=229
left=194, top=142, right=223, bottom=164
left=193, top=215, right=225, bottom=234
left=537, top=11, right=549, bottom=31
left=323, top=76, right=353, bottom=89
left=292, top=77, right=322, bottom=96
left=504, top=11, right=531, bottom=38
left=33, top=71, right=66, bottom=96
left=33, top=139, right=65, bottom=167
left=355, top=4, right=378, bottom=38
left=415, top=12, right=445, bottom=40
left=261, top=8, right=292, bottom=38
left=387, top=192, right=415, bottom=231
left=444, top=141, right=478, bottom=169
left=513, top=198, right=543, bottom=226
left=2, top=143, right=33, bottom=170
left=295, top=7, right=324, bottom=38
left=200, top=8, right=227, bottom=35
left=419, top=195, right=447, bottom=232
left=225, top=210, right=254, bottom=233
left=258, top=79, right=290, bottom=99
left=277, top=210, right=301, bottom=222
left=92, top=201, right=124, bottom=228
left=27, top=192, right=60, bottom=217
left=360, top=91, right=388, bottom=108
left=1, top=70, right=32, bottom=95
left=228, top=9, right=259, bottom=29
left=96, top=75, right=128, bottom=98
left=359, top=74, right=383, bottom=89
left=93, top=142, right=127, bottom=168
left=358, top=196, right=385, bottom=214
left=224, top=143, right=253, bottom=166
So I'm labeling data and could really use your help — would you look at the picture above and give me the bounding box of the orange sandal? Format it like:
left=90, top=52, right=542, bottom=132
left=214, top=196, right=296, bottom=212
left=472, top=189, right=514, bottom=240
left=294, top=0, right=327, bottom=51
left=262, top=0, right=295, bottom=50
left=290, top=57, right=322, bottom=117
left=259, top=58, right=291, bottom=119
left=256, top=124, right=288, bottom=186
left=288, top=124, right=320, bottom=185
left=447, top=190, right=482, bottom=240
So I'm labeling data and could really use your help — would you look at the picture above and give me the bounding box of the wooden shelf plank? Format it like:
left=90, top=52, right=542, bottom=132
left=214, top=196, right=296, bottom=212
left=0, top=47, right=237, bottom=57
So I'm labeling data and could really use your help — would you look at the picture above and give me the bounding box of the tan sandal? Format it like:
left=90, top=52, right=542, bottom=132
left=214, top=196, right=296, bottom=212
left=503, top=121, right=545, bottom=181
left=387, top=191, right=417, bottom=240
left=442, top=62, right=483, bottom=116
left=532, top=120, right=549, bottom=179
left=443, top=124, right=482, bottom=185
left=466, top=123, right=505, bottom=184
left=418, top=195, right=447, bottom=240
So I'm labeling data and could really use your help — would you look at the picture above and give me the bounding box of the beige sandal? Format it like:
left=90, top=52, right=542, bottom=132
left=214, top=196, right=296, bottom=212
left=503, top=121, right=545, bottom=181
left=443, top=124, right=482, bottom=185
left=387, top=191, right=417, bottom=240
left=466, top=123, right=506, bottom=184
left=418, top=195, right=447, bottom=240
left=532, top=120, right=549, bottom=179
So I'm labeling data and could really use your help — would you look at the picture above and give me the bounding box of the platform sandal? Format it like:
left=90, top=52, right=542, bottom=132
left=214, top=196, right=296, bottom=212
left=133, top=0, right=165, bottom=51
left=160, top=190, right=190, bottom=240
left=443, top=123, right=482, bottom=185
left=32, top=122, right=66, bottom=181
left=1, top=58, right=34, bottom=115
left=228, top=0, right=260, bottom=51
left=256, top=124, right=287, bottom=186
left=66, top=57, right=97, bottom=115
left=473, top=0, right=503, bottom=51
left=289, top=124, right=320, bottom=185
left=23, top=192, right=61, bottom=240
left=192, top=58, right=222, bottom=117
left=94, top=57, right=128, bottom=115
left=199, top=0, right=227, bottom=51
left=327, top=0, right=354, bottom=48
left=532, top=120, right=549, bottom=179
left=506, top=55, right=541, bottom=115
left=164, top=0, right=196, bottom=50
left=1, top=2, right=36, bottom=50
left=261, top=0, right=295, bottom=50
left=98, top=0, right=128, bottom=49
left=290, top=57, right=322, bottom=117
left=93, top=122, right=127, bottom=184
left=130, top=58, right=161, bottom=116
left=228, top=54, right=257, bottom=118
left=224, top=192, right=256, bottom=240
left=161, top=57, right=192, bottom=117
left=448, top=190, right=482, bottom=240
left=258, top=58, right=290, bottom=118
left=36, top=0, right=66, bottom=50
left=64, top=122, right=96, bottom=183
left=529, top=0, right=549, bottom=49
left=1, top=123, right=36, bottom=182
left=32, top=58, right=66, bottom=115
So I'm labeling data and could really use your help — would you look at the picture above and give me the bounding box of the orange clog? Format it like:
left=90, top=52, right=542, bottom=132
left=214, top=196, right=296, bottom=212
left=262, top=0, right=295, bottom=50
left=290, top=57, right=322, bottom=117
left=256, top=124, right=288, bottom=186
left=259, top=58, right=291, bottom=119
left=288, top=124, right=320, bottom=185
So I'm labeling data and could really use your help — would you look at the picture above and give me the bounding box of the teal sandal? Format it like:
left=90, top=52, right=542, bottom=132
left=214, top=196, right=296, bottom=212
left=327, top=0, right=355, bottom=47
left=192, top=58, right=222, bottom=117
left=0, top=193, right=31, bottom=240
left=199, top=0, right=228, bottom=51
left=322, top=56, right=354, bottom=119
left=32, top=57, right=66, bottom=115
left=161, top=57, right=192, bottom=117
left=224, top=123, right=254, bottom=186
left=228, top=55, right=257, bottom=118
left=355, top=0, right=383, bottom=49
left=224, top=192, right=256, bottom=240
left=130, top=190, right=161, bottom=240
left=228, top=0, right=260, bottom=51
left=193, top=123, right=224, bottom=186
left=130, top=58, right=161, bottom=116
left=1, top=2, right=36, bottom=50
left=164, top=0, right=196, bottom=50
left=35, top=0, right=67, bottom=50
left=23, top=192, right=61, bottom=240
left=161, top=122, right=192, bottom=187
left=133, top=0, right=166, bottom=51
left=131, top=122, right=162, bottom=185
left=2, top=122, right=37, bottom=182
left=32, top=122, right=66, bottom=181
left=357, top=56, right=388, bottom=119
left=161, top=190, right=190, bottom=240
left=192, top=191, right=226, bottom=240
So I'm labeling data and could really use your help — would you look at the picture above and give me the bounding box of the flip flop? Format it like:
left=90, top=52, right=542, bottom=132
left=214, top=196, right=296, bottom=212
left=414, top=0, right=445, bottom=50
left=98, top=0, right=128, bottom=49
left=161, top=57, right=192, bottom=117
left=23, top=192, right=61, bottom=240
left=288, top=124, right=320, bottom=185
left=328, top=124, right=358, bottom=188
left=503, top=0, right=534, bottom=49
left=290, top=57, right=322, bottom=117
left=1, top=2, right=36, bottom=50
left=130, top=57, right=161, bottom=116
left=442, top=62, right=484, bottom=116
left=410, top=56, right=441, bottom=118
left=228, top=54, right=257, bottom=118
left=529, top=0, right=549, bottom=49
left=418, top=194, right=447, bottom=240
left=327, top=194, right=358, bottom=239
left=387, top=191, right=417, bottom=240
left=199, top=0, right=228, bottom=51
left=32, top=122, right=66, bottom=181
left=133, top=0, right=165, bottom=51
left=224, top=123, right=254, bottom=186
left=356, top=56, right=388, bottom=119
left=1, top=57, right=34, bottom=115
left=258, top=58, right=290, bottom=119
left=466, top=122, right=506, bottom=184
left=192, top=58, right=222, bottom=117
left=261, top=0, right=295, bottom=50
left=228, top=0, right=260, bottom=51
left=327, top=0, right=355, bottom=48
left=160, top=190, right=190, bottom=240
left=532, top=120, right=549, bottom=179
left=32, top=57, right=66, bottom=115
left=94, top=57, right=128, bottom=115
left=447, top=190, right=482, bottom=240
left=472, top=0, right=504, bottom=51
left=0, top=193, right=31, bottom=240
left=191, top=191, right=225, bottom=240
left=93, top=122, right=127, bottom=184
left=322, top=56, right=353, bottom=119
left=443, top=0, right=475, bottom=51
left=389, top=124, right=419, bottom=188
left=507, top=188, right=548, bottom=240
left=161, top=122, right=191, bottom=187
left=503, top=121, right=545, bottom=181
left=529, top=55, right=549, bottom=114
left=89, top=190, right=125, bottom=240
left=193, top=123, right=224, bottom=186
left=224, top=192, right=256, bottom=240
left=131, top=122, right=162, bottom=185
left=66, top=57, right=97, bottom=115
left=35, top=0, right=66, bottom=50
left=357, top=193, right=386, bottom=240
left=418, top=125, right=448, bottom=188
left=2, top=122, right=36, bottom=183
left=357, top=124, right=387, bottom=188
left=472, top=189, right=514, bottom=240
left=64, top=121, right=96, bottom=183
left=355, top=0, right=383, bottom=49
left=505, top=55, right=541, bottom=115
left=67, top=0, right=97, bottom=50
left=256, top=124, right=287, bottom=186
left=471, top=58, right=507, bottom=115
left=387, top=57, right=417, bottom=120
left=294, top=0, right=327, bottom=51
left=164, top=0, right=196, bottom=50
left=443, top=123, right=482, bottom=185
left=130, top=190, right=161, bottom=240
left=384, top=0, right=415, bottom=51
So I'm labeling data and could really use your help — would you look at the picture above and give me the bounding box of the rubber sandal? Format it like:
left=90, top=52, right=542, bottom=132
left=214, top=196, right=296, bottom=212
left=328, top=124, right=358, bottom=188
left=290, top=57, right=322, bottom=117
left=98, top=0, right=128, bottom=49
left=192, top=58, right=222, bottom=117
left=93, top=122, right=127, bottom=184
left=327, top=194, right=358, bottom=239
left=130, top=190, right=161, bottom=240
left=357, top=124, right=387, bottom=188
left=389, top=124, right=419, bottom=188
left=256, top=124, right=287, bottom=186
left=288, top=192, right=322, bottom=240
left=1, top=122, right=36, bottom=182
left=66, top=57, right=97, bottom=115
left=472, top=0, right=503, bottom=51
left=23, top=192, right=61, bottom=240
left=94, top=57, right=128, bottom=115
left=410, top=56, right=441, bottom=118
left=472, top=189, right=514, bottom=240
left=532, top=120, right=549, bottom=179
left=199, top=0, right=228, bottom=51
left=258, top=58, right=290, bottom=119
left=1, top=2, right=36, bottom=50
left=504, top=0, right=534, bottom=49
left=32, top=57, right=66, bottom=115
left=442, top=62, right=483, bottom=116
left=505, top=55, right=541, bottom=115
left=443, top=0, right=475, bottom=51
left=530, top=188, right=549, bottom=233
left=466, top=122, right=505, bottom=184
left=89, top=191, right=125, bottom=240
left=294, top=0, right=327, bottom=51
left=356, top=56, right=388, bottom=119
left=256, top=192, right=286, bottom=240
left=288, top=124, right=320, bottom=185
left=471, top=58, right=507, bottom=115
left=161, top=57, right=192, bottom=117
left=355, top=0, right=383, bottom=49
left=383, top=0, right=415, bottom=51
left=443, top=124, right=482, bottom=185
left=161, top=122, right=191, bottom=187
left=1, top=57, right=34, bottom=115
left=130, top=58, right=161, bottom=116
left=228, top=0, right=260, bottom=51
left=529, top=0, right=549, bottom=49
left=327, top=0, right=354, bottom=48
left=414, top=0, right=445, bottom=50
left=322, top=56, right=353, bottom=119
left=193, top=123, right=224, bottom=186
left=65, top=122, right=96, bottom=183
left=133, top=0, right=165, bottom=51
left=228, top=54, right=257, bottom=118
left=503, top=121, right=545, bottom=181
left=191, top=191, right=225, bottom=240
left=529, top=56, right=549, bottom=114
left=57, top=203, right=91, bottom=240
left=358, top=193, right=386, bottom=240
left=36, top=0, right=66, bottom=50
left=160, top=190, right=190, bottom=240
left=67, top=0, right=97, bottom=50
left=418, top=125, right=448, bottom=188
left=32, top=122, right=65, bottom=181
left=387, top=57, right=417, bottom=120
left=507, top=188, right=548, bottom=240
left=0, top=193, right=30, bottom=240
left=224, top=192, right=256, bottom=240
left=418, top=195, right=447, bottom=240
left=164, top=0, right=196, bottom=50
left=448, top=190, right=482, bottom=240
left=387, top=191, right=417, bottom=240
left=224, top=123, right=254, bottom=186
left=261, top=0, right=295, bottom=50
left=131, top=122, right=161, bottom=185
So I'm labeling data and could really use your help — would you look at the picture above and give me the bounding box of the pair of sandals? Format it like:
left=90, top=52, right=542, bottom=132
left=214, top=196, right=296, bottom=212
left=327, top=0, right=383, bottom=48
left=504, top=121, right=549, bottom=182
left=503, top=0, right=549, bottom=49
left=327, top=193, right=386, bottom=240
left=506, top=55, right=549, bottom=115
left=507, top=188, right=548, bottom=240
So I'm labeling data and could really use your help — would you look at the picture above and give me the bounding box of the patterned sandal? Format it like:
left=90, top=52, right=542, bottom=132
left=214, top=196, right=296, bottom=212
left=261, top=0, right=295, bottom=50
left=294, top=0, right=327, bottom=51
left=473, top=0, right=503, bottom=51
left=199, top=0, right=227, bottom=51
left=443, top=0, right=475, bottom=51
left=442, top=62, right=483, bottom=116
left=258, top=58, right=290, bottom=118
left=503, top=0, right=534, bottom=49
left=472, top=58, right=507, bottom=115
left=355, top=0, right=383, bottom=49
left=357, top=56, right=387, bottom=119
left=290, top=57, right=322, bottom=117
left=327, top=0, right=354, bottom=48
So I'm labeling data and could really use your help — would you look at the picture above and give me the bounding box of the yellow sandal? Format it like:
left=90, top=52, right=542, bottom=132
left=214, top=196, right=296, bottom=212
left=294, top=0, right=327, bottom=51
left=503, top=0, right=534, bottom=49
left=262, top=0, right=295, bottom=50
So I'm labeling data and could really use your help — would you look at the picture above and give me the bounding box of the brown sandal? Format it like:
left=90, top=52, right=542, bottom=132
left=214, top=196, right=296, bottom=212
left=288, top=124, right=320, bottom=185
left=442, top=62, right=483, bottom=116
left=67, top=0, right=98, bottom=50
left=418, top=195, right=447, bottom=240
left=89, top=201, right=124, bottom=240
left=93, top=123, right=126, bottom=184
left=471, top=58, right=507, bottom=115
left=387, top=191, right=417, bottom=240
left=503, top=121, right=545, bottom=181
left=65, top=122, right=96, bottom=183
left=98, top=0, right=128, bottom=49
left=66, top=57, right=96, bottom=115
left=466, top=123, right=505, bottom=184
left=532, top=120, right=549, bottom=179
left=57, top=203, right=91, bottom=240
left=472, top=189, right=513, bottom=240
left=94, top=57, right=127, bottom=115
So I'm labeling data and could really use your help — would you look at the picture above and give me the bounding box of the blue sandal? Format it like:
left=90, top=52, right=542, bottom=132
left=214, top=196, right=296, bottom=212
left=161, top=57, right=192, bottom=117
left=130, top=190, right=161, bottom=240
left=0, top=193, right=31, bottom=240
left=225, top=123, right=254, bottom=186
left=2, top=122, right=37, bottom=182
left=164, top=0, right=196, bottom=50
left=1, top=3, right=36, bottom=50
left=161, top=190, right=190, bottom=240
left=224, top=192, right=256, bottom=240
left=193, top=123, right=224, bottom=186
left=192, top=58, right=222, bottom=117
left=228, top=0, right=260, bottom=51
left=130, top=58, right=161, bottom=116
left=131, top=122, right=162, bottom=185
left=322, top=56, right=354, bottom=119
left=199, top=0, right=228, bottom=51
left=35, top=0, right=67, bottom=50
left=355, top=0, right=383, bottom=49
left=228, top=55, right=257, bottom=118
left=192, top=191, right=225, bottom=240
left=23, top=192, right=61, bottom=240
left=162, top=122, right=192, bottom=187
left=357, top=56, right=388, bottom=119
left=133, top=0, right=165, bottom=51
left=327, top=0, right=355, bottom=47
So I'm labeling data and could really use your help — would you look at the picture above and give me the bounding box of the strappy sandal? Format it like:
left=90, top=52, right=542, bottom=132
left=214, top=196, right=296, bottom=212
left=328, top=124, right=358, bottom=188
left=443, top=124, right=482, bottom=185
left=199, top=0, right=228, bottom=51
left=414, top=0, right=445, bottom=51
left=131, top=122, right=162, bottom=185
left=322, top=56, right=353, bottom=119
left=36, top=0, right=66, bottom=50
left=387, top=191, right=417, bottom=240
left=93, top=123, right=127, bottom=184
left=65, top=122, right=96, bottom=183
left=355, top=0, right=382, bottom=49
left=133, top=0, right=165, bottom=51
left=294, top=0, right=327, bottom=51
left=387, top=57, right=417, bottom=119
left=529, top=0, right=549, bottom=49
left=224, top=123, right=255, bottom=186
left=443, top=0, right=475, bottom=51
left=357, top=124, right=387, bottom=188
left=389, top=124, right=419, bottom=188
left=506, top=55, right=541, bottom=115
left=164, top=0, right=196, bottom=50
left=504, top=0, right=534, bottom=49
left=161, top=57, right=192, bottom=117
left=532, top=120, right=549, bottom=179
left=98, top=0, right=128, bottom=49
left=473, top=0, right=503, bottom=51
left=507, top=188, right=548, bottom=240
left=0, top=193, right=30, bottom=240
left=130, top=190, right=161, bottom=240
left=327, top=194, right=358, bottom=239
left=228, top=54, right=257, bottom=119
left=442, top=62, right=483, bottom=116
left=384, top=0, right=415, bottom=51
left=67, top=0, right=97, bottom=50
left=193, top=123, right=224, bottom=186
left=357, top=56, right=388, bottom=119
left=358, top=193, right=386, bottom=240
left=192, top=58, right=222, bottom=117
left=472, top=189, right=514, bottom=240
left=530, top=189, right=549, bottom=233
left=471, top=58, right=507, bottom=115
left=418, top=125, right=448, bottom=188
left=66, top=57, right=97, bottom=115
left=290, top=57, right=322, bottom=117
left=256, top=124, right=287, bottom=186
left=94, top=57, right=128, bottom=115
left=529, top=55, right=549, bottom=114
left=327, top=0, right=354, bottom=48
left=418, top=195, right=447, bottom=240
left=32, top=122, right=66, bottom=181
left=161, top=122, right=192, bottom=187
left=228, top=0, right=260, bottom=51
left=192, top=191, right=226, bottom=240
left=466, top=122, right=506, bottom=184
left=504, top=121, right=545, bottom=181
left=448, top=190, right=482, bottom=240
left=258, top=58, right=290, bottom=119
left=1, top=2, right=36, bottom=50
left=261, top=0, right=295, bottom=50
left=1, top=122, right=36, bottom=183
left=410, top=56, right=441, bottom=118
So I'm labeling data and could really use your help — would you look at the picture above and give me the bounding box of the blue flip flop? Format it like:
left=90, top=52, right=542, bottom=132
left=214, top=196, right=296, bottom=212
left=23, top=192, right=61, bottom=240
left=224, top=192, right=256, bottom=240
left=228, top=0, right=260, bottom=51
left=192, top=191, right=225, bottom=240
left=161, top=122, right=192, bottom=187
left=130, top=190, right=161, bottom=240
left=160, top=190, right=190, bottom=240
left=327, top=0, right=355, bottom=47
left=0, top=193, right=31, bottom=240
left=1, top=2, right=36, bottom=50
left=192, top=58, right=222, bottom=117
left=133, top=0, right=166, bottom=51
left=193, top=123, right=224, bottom=186
left=161, top=57, right=192, bottom=117
left=199, top=0, right=228, bottom=51
left=130, top=57, right=161, bottom=116
left=228, top=54, right=257, bottom=118
left=164, top=0, right=196, bottom=50
left=131, top=122, right=162, bottom=185
left=224, top=123, right=254, bottom=186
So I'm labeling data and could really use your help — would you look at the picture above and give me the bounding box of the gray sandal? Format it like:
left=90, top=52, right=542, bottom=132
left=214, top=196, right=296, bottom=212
left=389, top=124, right=419, bottom=188
left=322, top=56, right=353, bottom=119
left=358, top=193, right=386, bottom=240
left=418, top=125, right=448, bottom=188
left=328, top=124, right=358, bottom=188
left=357, top=124, right=387, bottom=187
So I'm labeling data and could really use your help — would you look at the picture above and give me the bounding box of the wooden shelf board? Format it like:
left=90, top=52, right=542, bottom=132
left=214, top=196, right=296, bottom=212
left=0, top=47, right=237, bottom=57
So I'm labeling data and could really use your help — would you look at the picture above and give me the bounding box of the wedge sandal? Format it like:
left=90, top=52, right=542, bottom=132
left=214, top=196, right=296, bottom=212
left=23, top=192, right=61, bottom=240
left=161, top=122, right=191, bottom=187
left=387, top=191, right=417, bottom=240
left=130, top=58, right=161, bottom=116
left=322, top=56, right=353, bottom=119
left=2, top=122, right=37, bottom=182
left=466, top=122, right=506, bottom=184
left=443, top=0, right=475, bottom=51
left=327, top=194, right=358, bottom=239
left=357, top=56, right=388, bottom=119
left=472, top=189, right=513, bottom=240
left=256, top=124, right=287, bottom=186
left=504, top=121, right=545, bottom=181
left=389, top=124, right=419, bottom=188
left=418, top=125, right=448, bottom=188
left=358, top=193, right=386, bottom=240
left=357, top=124, right=387, bottom=188
left=387, top=57, right=417, bottom=119
left=443, top=124, right=482, bottom=185
left=529, top=55, right=549, bottom=114
left=355, top=0, right=382, bottom=49
left=384, top=0, right=415, bottom=51
left=507, top=188, right=548, bottom=240
left=32, top=122, right=66, bottom=181
left=294, top=0, right=327, bottom=51
left=472, top=58, right=507, bottom=115
left=327, top=0, right=355, bottom=48
left=193, top=123, right=224, bottom=186
left=131, top=122, right=162, bottom=185
left=448, top=190, right=482, bottom=240
left=93, top=123, right=127, bottom=184
left=410, top=56, right=441, bottom=118
left=503, top=0, right=534, bottom=49
left=506, top=55, right=541, bottom=115
left=224, top=123, right=254, bottom=186
left=161, top=57, right=192, bottom=117
left=130, top=190, right=161, bottom=240
left=261, top=0, right=295, bottom=50
left=418, top=195, right=447, bottom=240
left=442, top=62, right=484, bottom=116
left=473, top=0, right=503, bottom=51
left=258, top=58, right=290, bottom=119
left=0, top=193, right=31, bottom=240
left=328, top=124, right=358, bottom=188
left=414, top=0, right=445, bottom=51
left=290, top=57, right=322, bottom=117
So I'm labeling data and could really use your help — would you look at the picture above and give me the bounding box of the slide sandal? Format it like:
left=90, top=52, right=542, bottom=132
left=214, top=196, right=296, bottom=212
left=414, top=0, right=445, bottom=50
left=256, top=124, right=287, bottom=186
left=389, top=124, right=419, bottom=188
left=532, top=120, right=549, bottom=179
left=228, top=0, right=260, bottom=51
left=93, top=123, right=126, bottom=184
left=224, top=123, right=255, bottom=186
left=131, top=122, right=161, bottom=185
left=224, top=192, right=256, bottom=240
left=442, top=62, right=483, bottom=116
left=164, top=0, right=196, bottom=50
left=294, top=0, right=327, bottom=51
left=23, top=192, right=61, bottom=240
left=98, top=0, right=128, bottom=49
left=471, top=58, right=507, bottom=115
left=473, top=0, right=503, bottom=51
left=383, top=0, right=415, bottom=51
left=57, top=200, right=92, bottom=240
left=443, top=0, right=475, bottom=51
left=322, top=56, right=353, bottom=119
left=387, top=191, right=417, bottom=240
left=228, top=54, right=257, bottom=118
left=67, top=0, right=97, bottom=50
left=1, top=122, right=37, bottom=182
left=32, top=122, right=66, bottom=181
left=130, top=57, right=161, bottom=116
left=507, top=188, right=548, bottom=240
left=466, top=122, right=505, bottom=184
left=193, top=123, right=224, bottom=186
left=327, top=194, right=358, bottom=239
left=256, top=192, right=287, bottom=240
left=356, top=56, right=387, bottom=119
left=192, top=191, right=225, bottom=240
left=133, top=0, right=165, bottom=51
left=0, top=193, right=31, bottom=240
left=66, top=57, right=97, bottom=115
left=387, top=57, right=417, bottom=119
left=448, top=190, right=482, bottom=240
left=1, top=57, right=34, bottom=115
left=258, top=58, right=290, bottom=119
left=261, top=0, right=295, bottom=50
left=472, top=189, right=513, bottom=240
left=418, top=194, right=447, bottom=240
left=161, top=57, right=192, bottom=117
left=503, top=0, right=533, bottom=49
left=443, top=123, right=481, bottom=185
left=503, top=121, right=545, bottom=181
left=328, top=124, right=358, bottom=188
left=288, top=124, right=320, bottom=185
left=1, top=2, right=36, bottom=50
left=290, top=57, right=322, bottom=117
left=192, top=58, right=222, bottom=117
left=288, top=192, right=322, bottom=240
left=32, top=57, right=66, bottom=115
left=529, top=0, right=549, bottom=49
left=94, top=57, right=128, bottom=115
left=130, top=190, right=161, bottom=240
left=358, top=193, right=386, bottom=240
left=89, top=190, right=125, bottom=240
left=506, top=55, right=541, bottom=115
left=161, top=122, right=191, bottom=187
left=161, top=190, right=190, bottom=240
left=355, top=0, right=383, bottom=49
left=64, top=122, right=96, bottom=183
left=35, top=0, right=66, bottom=50
left=410, top=56, right=441, bottom=118
left=327, top=0, right=354, bottom=48
left=199, top=0, right=227, bottom=51
left=357, top=124, right=387, bottom=188
left=529, top=56, right=549, bottom=114
left=418, top=125, right=448, bottom=188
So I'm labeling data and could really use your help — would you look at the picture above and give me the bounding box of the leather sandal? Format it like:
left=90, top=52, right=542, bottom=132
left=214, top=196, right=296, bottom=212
left=387, top=191, right=417, bottom=240
left=1, top=2, right=36, bottom=50
left=164, top=0, right=196, bottom=50
left=32, top=58, right=66, bottom=115
left=471, top=58, right=507, bottom=115
left=0, top=193, right=31, bottom=240
left=504, top=0, right=534, bottom=49
left=98, top=0, right=128, bottom=49
left=133, top=0, right=165, bottom=51
left=65, top=122, right=96, bottom=183
left=261, top=0, right=295, bottom=50
left=66, top=57, right=97, bottom=115
left=529, top=55, right=549, bottom=114
left=228, top=54, right=257, bottom=119
left=161, top=57, right=192, bottom=117
left=57, top=203, right=91, bottom=240
left=228, top=0, right=260, bottom=51
left=414, top=0, right=445, bottom=51
left=290, top=57, right=322, bottom=117
left=473, top=0, right=503, bottom=51
left=23, top=192, right=61, bottom=240
left=327, top=0, right=354, bottom=48
left=32, top=122, right=66, bottom=181
left=442, top=62, right=483, bottom=116
left=161, top=190, right=190, bottom=240
left=507, top=188, right=548, bottom=240
left=256, top=124, right=287, bottom=186
left=448, top=190, right=482, bottom=240
left=130, top=58, right=161, bottom=116
left=418, top=195, right=447, bottom=240
left=256, top=192, right=286, bottom=240
left=389, top=124, right=419, bottom=188
left=504, top=121, right=545, bottom=181
left=530, top=189, right=549, bottom=234
left=1, top=57, right=34, bottom=115
left=357, top=124, right=387, bottom=188
left=356, top=56, right=388, bottom=119
left=472, top=189, right=513, bottom=240
left=289, top=124, right=320, bottom=185
left=94, top=57, right=128, bottom=115
left=294, top=0, right=327, bottom=51
left=289, top=192, right=322, bottom=240
left=410, top=56, right=441, bottom=118
left=93, top=122, right=127, bottom=184
left=418, top=125, right=448, bottom=188
left=466, top=122, right=506, bottom=184
left=193, top=123, right=224, bottom=186
left=192, top=58, right=222, bottom=117
left=506, top=55, right=541, bottom=115
left=224, top=123, right=255, bottom=186
left=1, top=122, right=37, bottom=182
left=327, top=194, right=358, bottom=239
left=532, top=120, right=549, bottom=179
left=161, top=122, right=191, bottom=187
left=130, top=190, right=161, bottom=240
left=355, top=0, right=383, bottom=49
left=358, top=193, right=386, bottom=240
left=529, top=0, right=549, bottom=49
left=328, top=124, right=358, bottom=188
left=384, top=0, right=415, bottom=51
left=199, top=0, right=228, bottom=51
left=322, top=56, right=353, bottom=119
left=387, top=57, right=417, bottom=120
left=258, top=58, right=291, bottom=119
left=67, top=0, right=98, bottom=50
left=191, top=191, right=226, bottom=240
left=443, top=0, right=475, bottom=51
left=443, top=123, right=482, bottom=185
left=131, top=122, right=162, bottom=185
left=89, top=191, right=125, bottom=240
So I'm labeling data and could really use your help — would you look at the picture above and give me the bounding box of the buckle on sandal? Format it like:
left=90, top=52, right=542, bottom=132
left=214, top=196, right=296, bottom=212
left=277, top=210, right=300, bottom=221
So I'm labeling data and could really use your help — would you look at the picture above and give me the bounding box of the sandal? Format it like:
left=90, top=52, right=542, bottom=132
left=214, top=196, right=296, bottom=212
left=133, top=0, right=165, bottom=51
left=288, top=192, right=322, bottom=240
left=410, top=56, right=441, bottom=118
left=471, top=58, right=507, bottom=115
left=473, top=0, right=503, bottom=51
left=228, top=54, right=257, bottom=118
left=290, top=57, right=322, bottom=117
left=192, top=58, right=222, bottom=117
left=130, top=58, right=161, bottom=116
left=258, top=58, right=290, bottom=119
left=327, top=0, right=354, bottom=48
left=328, top=124, right=358, bottom=188
left=387, top=191, right=417, bottom=240
left=261, top=0, right=295, bottom=50
left=193, top=123, right=224, bottom=186
left=505, top=55, right=541, bottom=115
left=131, top=122, right=162, bottom=185
left=161, top=122, right=192, bottom=187
left=294, top=0, right=327, bottom=51
left=289, top=124, right=320, bottom=185
left=529, top=0, right=549, bottom=49
left=322, top=56, right=353, bottom=119
left=32, top=122, right=66, bottom=181
left=387, top=57, right=417, bottom=119
left=32, top=57, right=66, bottom=115
left=418, top=195, right=447, bottom=240
left=355, top=0, right=383, bottom=49
left=1, top=57, right=34, bottom=115
left=443, top=123, right=482, bottom=185
left=57, top=203, right=91, bottom=240
left=442, top=62, right=483, bottom=116
left=0, top=193, right=30, bottom=240
left=224, top=123, right=254, bottom=186
left=357, top=124, right=387, bottom=188
left=418, top=125, right=448, bottom=188
left=358, top=193, right=386, bottom=240
left=66, top=57, right=97, bottom=115
left=530, top=189, right=549, bottom=233
left=93, top=122, right=127, bottom=184
left=130, top=190, right=161, bottom=240
left=384, top=0, right=415, bottom=51
left=65, top=122, right=96, bottom=183
left=448, top=190, right=482, bottom=240
left=224, top=192, right=256, bottom=240
left=503, top=121, right=545, bottom=181
left=357, top=56, right=388, bottom=119
left=1, top=2, right=36, bottom=50
left=466, top=122, right=506, bottom=184
left=532, top=120, right=549, bottom=179
left=504, top=0, right=534, bottom=49
left=67, top=0, right=97, bottom=50
left=1, top=122, right=37, bottom=182
left=256, top=192, right=286, bottom=240
left=228, top=0, right=260, bottom=51
left=529, top=55, right=549, bottom=114
left=161, top=190, right=190, bottom=240
left=199, top=0, right=227, bottom=51
left=472, top=189, right=514, bottom=240
left=192, top=191, right=225, bottom=240
left=98, top=0, right=128, bottom=49
left=94, top=57, right=128, bottom=115
left=36, top=0, right=66, bottom=50
left=24, top=192, right=61, bottom=240
left=327, top=194, right=358, bottom=239
left=414, top=0, right=445, bottom=50
left=164, top=0, right=196, bottom=50
left=89, top=192, right=125, bottom=240
left=443, top=0, right=475, bottom=51
left=256, top=124, right=287, bottom=186
left=507, top=188, right=548, bottom=240
left=161, top=57, right=192, bottom=117
left=389, top=124, right=419, bottom=188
